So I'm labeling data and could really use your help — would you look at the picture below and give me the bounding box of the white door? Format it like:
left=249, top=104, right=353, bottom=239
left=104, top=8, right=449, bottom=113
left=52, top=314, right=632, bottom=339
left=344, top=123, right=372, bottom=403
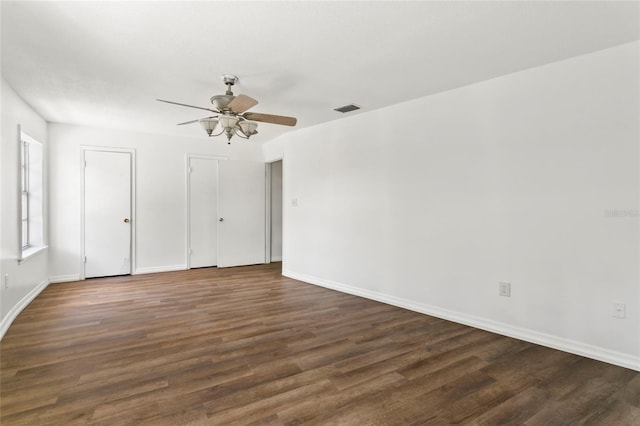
left=218, top=160, right=266, bottom=267
left=84, top=150, right=132, bottom=278
left=188, top=157, right=219, bottom=268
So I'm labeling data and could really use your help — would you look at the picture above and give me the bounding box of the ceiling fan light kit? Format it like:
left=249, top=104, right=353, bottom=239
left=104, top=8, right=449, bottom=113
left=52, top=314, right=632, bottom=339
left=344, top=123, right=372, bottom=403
left=238, top=120, right=258, bottom=136
left=199, top=117, right=219, bottom=136
left=158, top=74, right=296, bottom=143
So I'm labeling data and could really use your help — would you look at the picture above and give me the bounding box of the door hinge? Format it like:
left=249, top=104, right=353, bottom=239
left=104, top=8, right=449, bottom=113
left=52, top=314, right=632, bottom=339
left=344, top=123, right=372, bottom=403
left=188, top=166, right=193, bottom=174
left=83, top=256, right=87, bottom=263
left=84, top=160, right=87, bottom=168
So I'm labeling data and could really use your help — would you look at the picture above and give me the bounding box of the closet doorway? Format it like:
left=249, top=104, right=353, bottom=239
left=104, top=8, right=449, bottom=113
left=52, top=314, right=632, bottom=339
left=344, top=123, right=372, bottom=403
left=267, top=160, right=283, bottom=263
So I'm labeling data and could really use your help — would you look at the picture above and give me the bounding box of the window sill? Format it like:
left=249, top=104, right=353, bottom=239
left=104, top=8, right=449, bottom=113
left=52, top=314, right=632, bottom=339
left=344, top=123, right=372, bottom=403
left=19, top=245, right=48, bottom=264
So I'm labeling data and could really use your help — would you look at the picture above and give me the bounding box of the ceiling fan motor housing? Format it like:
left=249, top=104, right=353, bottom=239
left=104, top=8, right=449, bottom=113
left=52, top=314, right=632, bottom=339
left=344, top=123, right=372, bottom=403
left=211, top=94, right=236, bottom=111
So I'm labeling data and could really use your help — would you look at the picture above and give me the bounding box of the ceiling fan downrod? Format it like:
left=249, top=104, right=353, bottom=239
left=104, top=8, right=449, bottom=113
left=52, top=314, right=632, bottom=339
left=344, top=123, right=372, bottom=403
left=222, top=74, right=238, bottom=96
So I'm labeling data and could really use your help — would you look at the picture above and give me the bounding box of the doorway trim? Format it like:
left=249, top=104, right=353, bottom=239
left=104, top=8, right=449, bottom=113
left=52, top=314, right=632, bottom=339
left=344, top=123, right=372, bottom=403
left=80, top=145, right=136, bottom=280
left=265, top=157, right=283, bottom=264
left=185, top=153, right=228, bottom=269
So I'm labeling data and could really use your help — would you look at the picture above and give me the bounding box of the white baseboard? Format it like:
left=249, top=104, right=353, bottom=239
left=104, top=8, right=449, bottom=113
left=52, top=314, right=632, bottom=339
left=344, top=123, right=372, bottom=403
left=270, top=256, right=282, bottom=262
left=134, top=264, right=187, bottom=275
left=49, top=274, right=81, bottom=283
left=0, top=278, right=49, bottom=340
left=283, top=269, right=640, bottom=372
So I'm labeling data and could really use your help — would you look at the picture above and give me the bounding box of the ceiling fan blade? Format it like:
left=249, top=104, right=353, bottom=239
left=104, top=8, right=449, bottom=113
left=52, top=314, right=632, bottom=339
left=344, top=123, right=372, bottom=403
left=176, top=118, right=213, bottom=126
left=228, top=94, right=258, bottom=113
left=156, top=99, right=218, bottom=113
left=243, top=112, right=297, bottom=127
left=176, top=115, right=218, bottom=126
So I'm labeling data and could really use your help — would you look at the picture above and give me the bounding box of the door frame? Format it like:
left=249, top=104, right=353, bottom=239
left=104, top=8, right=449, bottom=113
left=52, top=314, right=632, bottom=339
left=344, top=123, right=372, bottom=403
left=80, top=146, right=136, bottom=280
left=265, top=157, right=283, bottom=264
left=185, top=153, right=228, bottom=269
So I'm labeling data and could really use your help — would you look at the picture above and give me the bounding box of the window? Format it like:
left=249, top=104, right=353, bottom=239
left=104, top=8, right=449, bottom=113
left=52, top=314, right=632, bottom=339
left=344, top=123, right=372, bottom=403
left=21, top=140, right=30, bottom=248
left=19, top=129, right=45, bottom=261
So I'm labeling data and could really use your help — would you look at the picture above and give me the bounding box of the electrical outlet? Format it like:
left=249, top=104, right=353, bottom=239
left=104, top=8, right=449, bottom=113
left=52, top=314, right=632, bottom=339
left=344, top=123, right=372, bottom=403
left=613, top=302, right=626, bottom=319
left=499, top=282, right=511, bottom=297
left=4, top=274, right=8, bottom=289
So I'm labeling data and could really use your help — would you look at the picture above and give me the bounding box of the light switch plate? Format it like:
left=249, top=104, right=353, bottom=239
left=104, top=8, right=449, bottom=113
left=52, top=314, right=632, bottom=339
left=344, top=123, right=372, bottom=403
left=499, top=282, right=511, bottom=297
left=613, top=302, right=626, bottom=319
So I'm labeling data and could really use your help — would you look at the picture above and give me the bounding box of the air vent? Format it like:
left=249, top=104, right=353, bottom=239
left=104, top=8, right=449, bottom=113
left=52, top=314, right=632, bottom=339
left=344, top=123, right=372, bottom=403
left=333, top=104, right=361, bottom=113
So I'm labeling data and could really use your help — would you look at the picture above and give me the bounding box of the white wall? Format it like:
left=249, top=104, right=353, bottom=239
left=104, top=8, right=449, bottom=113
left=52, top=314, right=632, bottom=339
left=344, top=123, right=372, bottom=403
left=48, top=123, right=263, bottom=280
left=265, top=42, right=640, bottom=370
left=1, top=77, right=49, bottom=336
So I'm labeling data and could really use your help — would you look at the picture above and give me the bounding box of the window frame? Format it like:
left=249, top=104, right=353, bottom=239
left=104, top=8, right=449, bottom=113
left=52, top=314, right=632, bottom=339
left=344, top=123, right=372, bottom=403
left=21, top=139, right=30, bottom=250
left=18, top=127, right=46, bottom=263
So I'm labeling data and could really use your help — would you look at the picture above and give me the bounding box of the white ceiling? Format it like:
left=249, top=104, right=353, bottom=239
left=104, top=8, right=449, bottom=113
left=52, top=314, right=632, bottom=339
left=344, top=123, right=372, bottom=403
left=2, top=1, right=639, bottom=144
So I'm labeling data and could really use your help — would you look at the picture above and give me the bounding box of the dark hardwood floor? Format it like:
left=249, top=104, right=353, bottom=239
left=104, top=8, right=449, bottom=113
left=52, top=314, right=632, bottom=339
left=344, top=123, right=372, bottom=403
left=1, top=263, right=638, bottom=425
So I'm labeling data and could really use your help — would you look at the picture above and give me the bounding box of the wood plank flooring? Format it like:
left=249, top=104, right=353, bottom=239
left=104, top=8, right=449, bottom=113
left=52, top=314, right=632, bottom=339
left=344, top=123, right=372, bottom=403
left=1, top=263, right=639, bottom=425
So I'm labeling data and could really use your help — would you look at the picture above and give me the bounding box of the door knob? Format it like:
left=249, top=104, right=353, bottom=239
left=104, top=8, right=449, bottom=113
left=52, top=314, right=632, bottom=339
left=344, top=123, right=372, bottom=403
left=124, top=218, right=130, bottom=223
left=219, top=217, right=224, bottom=222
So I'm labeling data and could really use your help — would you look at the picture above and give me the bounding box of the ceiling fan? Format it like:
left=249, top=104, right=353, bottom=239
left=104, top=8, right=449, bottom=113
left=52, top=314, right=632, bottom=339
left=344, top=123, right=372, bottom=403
left=157, top=75, right=297, bottom=143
